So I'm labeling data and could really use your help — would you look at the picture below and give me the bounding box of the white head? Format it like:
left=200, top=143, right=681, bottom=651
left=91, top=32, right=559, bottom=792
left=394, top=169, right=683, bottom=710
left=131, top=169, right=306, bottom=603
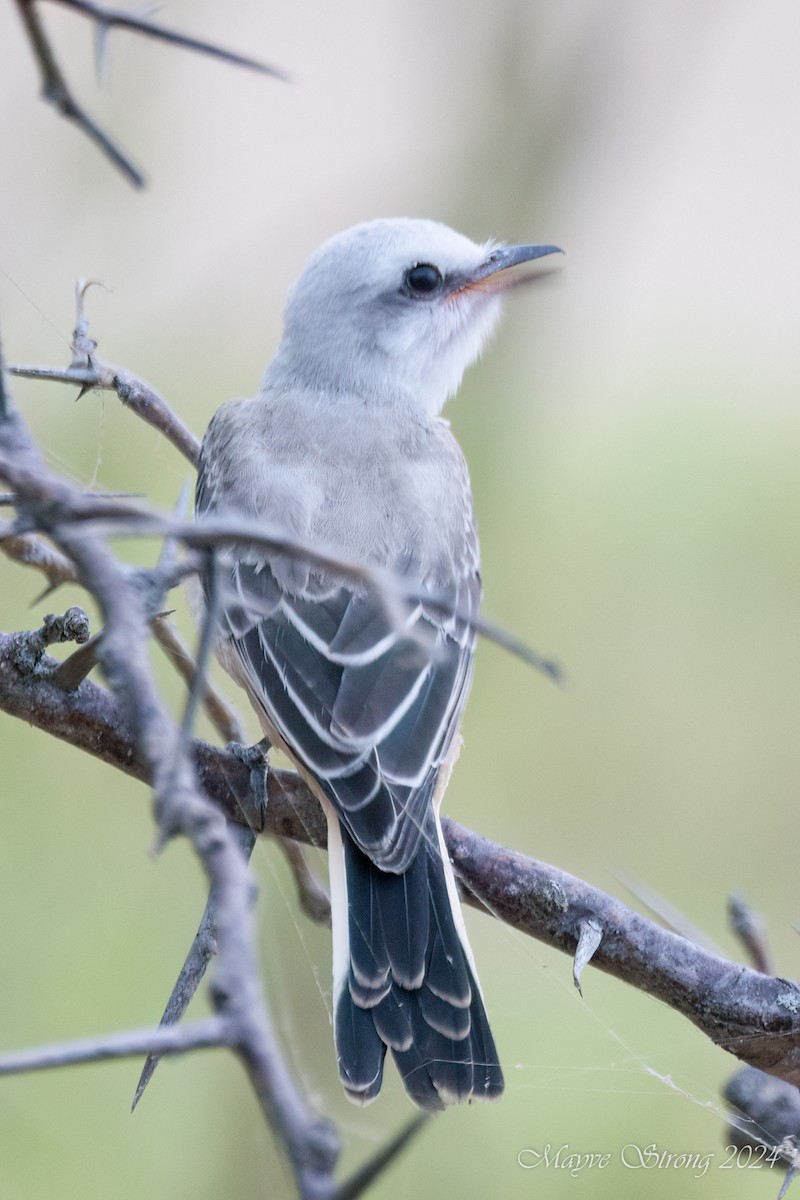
left=265, top=218, right=562, bottom=417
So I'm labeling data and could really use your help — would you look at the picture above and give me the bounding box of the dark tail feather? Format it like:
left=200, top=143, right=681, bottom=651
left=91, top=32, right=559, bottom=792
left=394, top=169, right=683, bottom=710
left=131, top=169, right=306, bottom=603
left=334, top=814, right=504, bottom=1111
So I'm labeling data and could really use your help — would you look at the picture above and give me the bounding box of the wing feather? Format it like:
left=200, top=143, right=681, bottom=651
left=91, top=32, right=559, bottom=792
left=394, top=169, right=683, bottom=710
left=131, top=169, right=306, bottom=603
left=211, top=552, right=477, bottom=870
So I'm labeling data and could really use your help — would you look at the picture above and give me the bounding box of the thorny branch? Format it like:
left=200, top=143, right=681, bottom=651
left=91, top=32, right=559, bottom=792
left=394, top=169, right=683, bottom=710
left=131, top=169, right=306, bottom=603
left=5, top=496, right=562, bottom=679
left=0, top=356, right=345, bottom=1198
left=10, top=278, right=202, bottom=464
left=13, top=0, right=285, bottom=188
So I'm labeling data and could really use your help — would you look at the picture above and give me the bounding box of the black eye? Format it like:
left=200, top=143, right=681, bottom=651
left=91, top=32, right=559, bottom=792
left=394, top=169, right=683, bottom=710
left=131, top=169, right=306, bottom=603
left=403, top=263, right=442, bottom=295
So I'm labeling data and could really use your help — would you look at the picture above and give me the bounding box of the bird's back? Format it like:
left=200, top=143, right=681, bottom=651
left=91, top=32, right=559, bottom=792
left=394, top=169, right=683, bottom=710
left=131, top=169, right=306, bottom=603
left=198, top=389, right=480, bottom=597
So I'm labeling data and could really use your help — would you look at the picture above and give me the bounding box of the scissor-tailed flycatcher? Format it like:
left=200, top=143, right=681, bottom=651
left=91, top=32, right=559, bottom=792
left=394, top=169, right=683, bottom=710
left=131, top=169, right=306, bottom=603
left=196, top=218, right=562, bottom=1110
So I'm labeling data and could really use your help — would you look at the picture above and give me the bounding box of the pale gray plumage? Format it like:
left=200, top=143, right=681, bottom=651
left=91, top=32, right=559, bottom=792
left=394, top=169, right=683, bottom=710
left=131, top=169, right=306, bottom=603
left=196, top=217, right=562, bottom=1110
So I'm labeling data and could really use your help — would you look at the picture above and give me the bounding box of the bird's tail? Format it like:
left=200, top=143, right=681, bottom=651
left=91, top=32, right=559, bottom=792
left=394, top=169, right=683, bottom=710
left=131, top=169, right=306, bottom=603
left=328, top=807, right=504, bottom=1111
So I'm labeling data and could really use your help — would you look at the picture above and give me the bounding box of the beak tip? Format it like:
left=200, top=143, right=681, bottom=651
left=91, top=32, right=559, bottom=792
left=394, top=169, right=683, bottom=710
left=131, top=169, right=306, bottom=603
left=530, top=244, right=565, bottom=260
left=484, top=242, right=566, bottom=275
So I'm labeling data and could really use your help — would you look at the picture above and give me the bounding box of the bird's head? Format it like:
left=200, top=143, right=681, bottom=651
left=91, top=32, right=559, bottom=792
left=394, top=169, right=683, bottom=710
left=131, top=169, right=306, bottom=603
left=267, top=218, right=562, bottom=416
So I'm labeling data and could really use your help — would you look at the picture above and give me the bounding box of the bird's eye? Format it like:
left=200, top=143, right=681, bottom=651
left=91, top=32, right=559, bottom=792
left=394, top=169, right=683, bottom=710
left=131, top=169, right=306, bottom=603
left=403, top=263, right=443, bottom=295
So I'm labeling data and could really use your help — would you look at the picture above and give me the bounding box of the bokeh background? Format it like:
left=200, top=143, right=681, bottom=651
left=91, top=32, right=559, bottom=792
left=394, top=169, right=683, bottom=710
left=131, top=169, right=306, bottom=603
left=2, top=1, right=800, bottom=1196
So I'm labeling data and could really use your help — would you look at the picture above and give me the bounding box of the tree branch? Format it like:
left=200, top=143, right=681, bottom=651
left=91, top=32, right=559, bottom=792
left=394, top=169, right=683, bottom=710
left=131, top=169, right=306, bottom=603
left=8, top=495, right=560, bottom=679
left=9, top=360, right=201, bottom=465
left=0, top=1017, right=229, bottom=1077
left=13, top=0, right=285, bottom=188
left=13, top=0, right=145, bottom=187
left=46, top=0, right=287, bottom=79
left=444, top=822, right=800, bottom=1084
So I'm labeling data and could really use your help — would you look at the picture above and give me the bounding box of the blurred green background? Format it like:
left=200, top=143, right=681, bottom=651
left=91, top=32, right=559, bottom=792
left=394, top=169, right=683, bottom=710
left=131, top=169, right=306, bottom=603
left=2, top=1, right=800, bottom=1196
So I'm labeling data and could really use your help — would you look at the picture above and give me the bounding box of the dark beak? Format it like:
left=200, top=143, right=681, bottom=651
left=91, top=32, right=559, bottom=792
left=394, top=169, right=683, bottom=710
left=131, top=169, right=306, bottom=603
left=447, top=243, right=564, bottom=294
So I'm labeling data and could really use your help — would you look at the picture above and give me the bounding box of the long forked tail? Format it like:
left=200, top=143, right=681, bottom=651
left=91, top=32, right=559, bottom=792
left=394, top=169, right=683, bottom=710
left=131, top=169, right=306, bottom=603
left=327, top=808, right=504, bottom=1111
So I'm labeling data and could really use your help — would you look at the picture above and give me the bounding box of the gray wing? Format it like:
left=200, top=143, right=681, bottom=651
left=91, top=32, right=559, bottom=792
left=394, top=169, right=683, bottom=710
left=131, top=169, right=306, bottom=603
left=214, top=554, right=479, bottom=872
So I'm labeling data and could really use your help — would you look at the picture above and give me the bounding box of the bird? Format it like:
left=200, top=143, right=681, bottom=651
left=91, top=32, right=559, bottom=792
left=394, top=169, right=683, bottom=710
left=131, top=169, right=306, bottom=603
left=195, top=217, right=562, bottom=1111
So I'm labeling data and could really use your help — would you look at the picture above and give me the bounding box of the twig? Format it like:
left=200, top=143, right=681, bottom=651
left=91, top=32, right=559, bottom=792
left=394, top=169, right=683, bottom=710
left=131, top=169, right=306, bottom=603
left=3, top=495, right=560, bottom=680
left=47, top=0, right=287, bottom=79
left=9, top=361, right=201, bottom=465
left=129, top=550, right=255, bottom=1108
left=152, top=613, right=331, bottom=920
left=145, top=539, right=329, bottom=1099
left=13, top=0, right=285, bottom=189
left=0, top=490, right=142, bottom=506
left=0, top=628, right=320, bottom=835
left=13, top=0, right=145, bottom=187
left=2, top=494, right=248, bottom=735
left=11, top=281, right=201, bottom=461
left=41, top=504, right=561, bottom=681
left=0, top=1017, right=229, bottom=1077
left=0, top=526, right=244, bottom=722
left=152, top=615, right=246, bottom=744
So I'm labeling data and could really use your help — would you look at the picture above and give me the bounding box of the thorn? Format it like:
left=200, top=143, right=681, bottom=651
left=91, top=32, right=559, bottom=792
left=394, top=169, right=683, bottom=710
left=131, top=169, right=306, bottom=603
left=30, top=581, right=61, bottom=605
left=573, top=918, right=603, bottom=995
left=50, top=633, right=102, bottom=691
left=778, top=1165, right=797, bottom=1200
left=73, top=279, right=103, bottom=361
left=93, top=20, right=111, bottom=86
left=729, top=893, right=773, bottom=976
left=132, top=823, right=256, bottom=1109
left=463, top=608, right=564, bottom=685
left=333, top=1113, right=431, bottom=1200
left=173, top=479, right=192, bottom=519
